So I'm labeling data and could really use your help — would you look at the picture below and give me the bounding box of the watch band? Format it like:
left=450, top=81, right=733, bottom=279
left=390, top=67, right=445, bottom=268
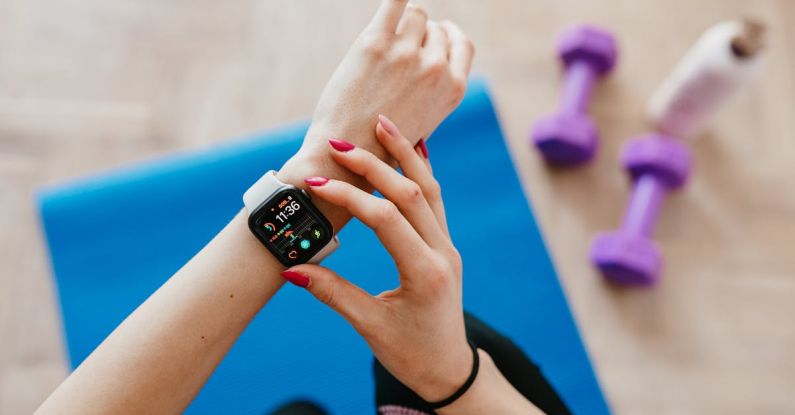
left=243, top=170, right=286, bottom=212
left=243, top=170, right=339, bottom=264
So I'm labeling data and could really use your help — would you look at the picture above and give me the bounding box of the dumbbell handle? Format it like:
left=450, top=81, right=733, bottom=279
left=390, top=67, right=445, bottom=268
left=621, top=174, right=668, bottom=237
left=561, top=60, right=597, bottom=114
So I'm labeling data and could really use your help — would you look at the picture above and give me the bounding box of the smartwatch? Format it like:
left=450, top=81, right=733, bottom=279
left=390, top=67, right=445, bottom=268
left=243, top=171, right=339, bottom=266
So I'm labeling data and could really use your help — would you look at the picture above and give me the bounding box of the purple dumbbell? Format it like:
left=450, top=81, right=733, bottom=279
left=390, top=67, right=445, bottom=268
left=532, top=25, right=618, bottom=165
left=591, top=134, right=691, bottom=285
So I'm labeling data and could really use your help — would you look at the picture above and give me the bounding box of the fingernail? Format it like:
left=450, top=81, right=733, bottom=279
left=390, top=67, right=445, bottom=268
left=281, top=270, right=310, bottom=288
left=304, top=177, right=329, bottom=187
left=416, top=138, right=429, bottom=159
left=328, top=138, right=355, bottom=152
left=378, top=114, right=400, bottom=136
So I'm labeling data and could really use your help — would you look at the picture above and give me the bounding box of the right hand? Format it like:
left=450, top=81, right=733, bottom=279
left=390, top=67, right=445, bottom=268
left=281, top=115, right=472, bottom=403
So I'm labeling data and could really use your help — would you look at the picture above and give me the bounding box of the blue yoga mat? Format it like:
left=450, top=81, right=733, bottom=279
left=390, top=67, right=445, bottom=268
left=38, top=79, right=610, bottom=414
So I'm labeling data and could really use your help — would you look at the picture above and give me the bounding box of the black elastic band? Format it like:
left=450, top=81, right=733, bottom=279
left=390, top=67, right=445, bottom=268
left=426, top=340, right=480, bottom=410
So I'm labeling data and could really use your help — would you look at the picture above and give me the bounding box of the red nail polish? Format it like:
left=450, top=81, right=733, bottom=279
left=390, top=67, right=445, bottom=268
left=304, top=177, right=329, bottom=187
left=281, top=270, right=310, bottom=288
left=378, top=114, right=400, bottom=136
left=417, top=139, right=429, bottom=159
left=328, top=138, right=355, bottom=152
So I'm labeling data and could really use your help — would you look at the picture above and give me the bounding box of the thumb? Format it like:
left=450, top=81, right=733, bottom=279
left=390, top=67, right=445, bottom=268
left=281, top=264, right=380, bottom=327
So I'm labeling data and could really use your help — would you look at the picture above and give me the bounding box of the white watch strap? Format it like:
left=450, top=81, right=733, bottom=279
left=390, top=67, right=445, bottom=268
left=243, top=170, right=285, bottom=213
left=308, top=235, right=339, bottom=264
left=243, top=170, right=339, bottom=264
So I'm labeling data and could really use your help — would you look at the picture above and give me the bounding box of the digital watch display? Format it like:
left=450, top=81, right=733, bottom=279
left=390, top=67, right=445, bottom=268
left=244, top=172, right=337, bottom=266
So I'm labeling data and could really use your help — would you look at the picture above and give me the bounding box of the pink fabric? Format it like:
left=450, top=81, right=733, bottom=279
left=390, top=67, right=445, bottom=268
left=378, top=404, right=431, bottom=415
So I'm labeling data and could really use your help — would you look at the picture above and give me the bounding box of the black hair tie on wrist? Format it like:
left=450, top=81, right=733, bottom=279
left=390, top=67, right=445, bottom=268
left=426, top=340, right=480, bottom=410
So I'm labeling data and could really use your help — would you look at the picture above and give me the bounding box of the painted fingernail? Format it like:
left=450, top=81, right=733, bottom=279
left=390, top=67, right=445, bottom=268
left=328, top=138, right=355, bottom=152
left=377, top=114, right=400, bottom=136
left=281, top=270, right=310, bottom=288
left=304, top=177, right=329, bottom=187
left=416, top=138, right=429, bottom=159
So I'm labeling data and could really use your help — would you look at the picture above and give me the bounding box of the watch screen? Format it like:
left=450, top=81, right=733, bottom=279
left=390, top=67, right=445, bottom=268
left=250, top=188, right=334, bottom=266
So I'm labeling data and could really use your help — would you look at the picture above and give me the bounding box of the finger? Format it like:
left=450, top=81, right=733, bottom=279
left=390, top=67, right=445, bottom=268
left=413, top=139, right=449, bottom=234
left=377, top=115, right=450, bottom=237
left=440, top=20, right=475, bottom=79
left=422, top=21, right=449, bottom=60
left=396, top=4, right=428, bottom=46
left=282, top=265, right=381, bottom=328
left=327, top=138, right=449, bottom=248
left=367, top=0, right=409, bottom=34
left=304, top=177, right=431, bottom=269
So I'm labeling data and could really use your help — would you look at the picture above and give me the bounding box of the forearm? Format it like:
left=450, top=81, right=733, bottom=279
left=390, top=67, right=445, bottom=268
left=437, top=350, right=544, bottom=415
left=36, top=144, right=387, bottom=414
left=36, top=209, right=280, bottom=413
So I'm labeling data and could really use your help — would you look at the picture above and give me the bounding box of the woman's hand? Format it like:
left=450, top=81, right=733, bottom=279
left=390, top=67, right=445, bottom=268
left=309, top=0, right=473, bottom=148
left=281, top=0, right=474, bottom=192
left=282, top=115, right=471, bottom=402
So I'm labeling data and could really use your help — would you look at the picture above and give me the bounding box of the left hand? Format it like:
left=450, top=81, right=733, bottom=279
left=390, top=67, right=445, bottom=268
left=281, top=115, right=471, bottom=402
left=276, top=1, right=473, bottom=231
left=278, top=1, right=474, bottom=190
left=306, top=1, right=474, bottom=151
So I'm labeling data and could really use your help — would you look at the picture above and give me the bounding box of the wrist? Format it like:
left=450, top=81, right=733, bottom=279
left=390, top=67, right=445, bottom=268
left=410, top=340, right=474, bottom=403
left=275, top=144, right=361, bottom=232
left=275, top=149, right=325, bottom=189
left=304, top=119, right=402, bottom=168
left=436, top=350, right=543, bottom=415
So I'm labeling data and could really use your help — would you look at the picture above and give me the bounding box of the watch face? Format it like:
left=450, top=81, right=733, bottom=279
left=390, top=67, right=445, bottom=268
left=249, top=188, right=334, bottom=266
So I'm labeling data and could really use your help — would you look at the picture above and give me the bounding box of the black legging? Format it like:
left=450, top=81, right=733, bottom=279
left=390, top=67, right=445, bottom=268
left=271, top=312, right=570, bottom=415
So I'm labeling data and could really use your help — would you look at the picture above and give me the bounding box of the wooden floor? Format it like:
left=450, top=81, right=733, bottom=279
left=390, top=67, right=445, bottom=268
left=1, top=0, right=793, bottom=413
